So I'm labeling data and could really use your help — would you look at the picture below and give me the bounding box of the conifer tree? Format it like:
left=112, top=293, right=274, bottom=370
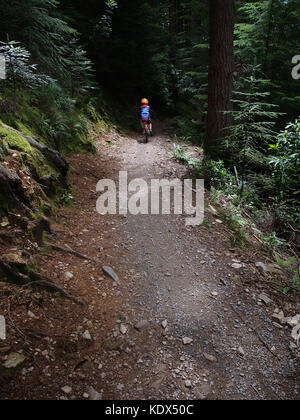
left=0, top=40, right=52, bottom=112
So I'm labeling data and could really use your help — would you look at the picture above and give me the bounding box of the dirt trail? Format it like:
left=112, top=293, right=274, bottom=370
left=2, top=124, right=298, bottom=400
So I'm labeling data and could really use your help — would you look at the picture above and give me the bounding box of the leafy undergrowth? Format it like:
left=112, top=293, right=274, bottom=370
left=171, top=138, right=300, bottom=301
left=205, top=193, right=300, bottom=300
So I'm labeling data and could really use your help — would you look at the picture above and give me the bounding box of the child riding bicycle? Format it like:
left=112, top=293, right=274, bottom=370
left=138, top=98, right=153, bottom=136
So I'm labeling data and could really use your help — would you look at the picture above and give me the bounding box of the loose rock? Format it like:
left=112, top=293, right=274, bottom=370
left=238, top=346, right=245, bottom=357
left=204, top=353, right=217, bottom=363
left=61, top=386, right=72, bottom=395
left=88, top=386, right=102, bottom=400
left=64, top=272, right=74, bottom=280
left=185, top=380, right=192, bottom=388
left=232, top=263, right=243, bottom=269
left=161, top=320, right=168, bottom=329
left=82, top=330, right=92, bottom=341
left=286, top=315, right=300, bottom=328
left=3, top=352, right=25, bottom=368
left=134, top=320, right=149, bottom=331
left=103, top=266, right=120, bottom=285
left=182, top=337, right=193, bottom=345
left=258, top=293, right=273, bottom=306
left=120, top=324, right=127, bottom=335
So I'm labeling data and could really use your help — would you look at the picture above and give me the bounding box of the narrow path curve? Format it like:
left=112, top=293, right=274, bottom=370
left=12, top=124, right=297, bottom=400
left=71, top=125, right=297, bottom=400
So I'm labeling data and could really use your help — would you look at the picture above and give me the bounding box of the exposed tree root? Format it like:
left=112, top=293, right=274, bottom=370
left=0, top=257, right=86, bottom=306
left=0, top=256, right=29, bottom=285
left=49, top=243, right=120, bottom=284
left=28, top=271, right=87, bottom=306
left=31, top=218, right=58, bottom=245
left=49, top=243, right=103, bottom=265
left=3, top=124, right=69, bottom=179
left=0, top=163, right=36, bottom=213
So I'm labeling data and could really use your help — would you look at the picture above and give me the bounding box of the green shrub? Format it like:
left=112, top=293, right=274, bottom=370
left=269, top=119, right=300, bottom=202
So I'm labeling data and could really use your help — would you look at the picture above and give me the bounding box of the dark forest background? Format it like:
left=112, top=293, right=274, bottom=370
left=0, top=0, right=299, bottom=247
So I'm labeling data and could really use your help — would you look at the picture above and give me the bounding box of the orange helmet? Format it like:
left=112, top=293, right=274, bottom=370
left=141, top=98, right=149, bottom=104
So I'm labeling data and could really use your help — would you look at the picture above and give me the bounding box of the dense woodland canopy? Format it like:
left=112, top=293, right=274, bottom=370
left=0, top=0, right=299, bottom=243
left=1, top=1, right=300, bottom=402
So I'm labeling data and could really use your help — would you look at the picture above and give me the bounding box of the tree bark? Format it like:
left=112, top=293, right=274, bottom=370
left=263, top=0, right=273, bottom=74
left=0, top=163, right=36, bottom=212
left=204, top=0, right=235, bottom=158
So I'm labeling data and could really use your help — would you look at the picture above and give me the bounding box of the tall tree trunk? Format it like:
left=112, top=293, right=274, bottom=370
left=263, top=0, right=273, bottom=75
left=204, top=0, right=235, bottom=158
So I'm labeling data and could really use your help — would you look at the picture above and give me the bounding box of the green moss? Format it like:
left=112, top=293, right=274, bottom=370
left=0, top=140, right=8, bottom=162
left=38, top=201, right=54, bottom=217
left=0, top=125, right=34, bottom=154
left=14, top=121, right=38, bottom=139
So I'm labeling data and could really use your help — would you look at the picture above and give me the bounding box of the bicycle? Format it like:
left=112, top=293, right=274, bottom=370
left=142, top=120, right=152, bottom=143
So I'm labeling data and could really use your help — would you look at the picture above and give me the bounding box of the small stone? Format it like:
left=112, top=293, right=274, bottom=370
left=89, top=387, right=102, bottom=400
left=182, top=337, right=193, bottom=345
left=1, top=219, right=9, bottom=227
left=286, top=315, right=300, bottom=328
left=204, top=353, right=217, bottom=363
left=238, top=346, right=245, bottom=357
left=64, top=272, right=74, bottom=280
left=82, top=330, right=92, bottom=340
left=120, top=324, right=127, bottom=335
left=161, top=320, right=168, bottom=329
left=211, top=291, right=218, bottom=297
left=185, top=380, right=192, bottom=388
left=3, top=352, right=25, bottom=368
left=134, top=320, right=149, bottom=331
left=232, top=263, right=243, bottom=269
left=258, top=293, right=273, bottom=306
left=61, top=386, right=72, bottom=394
left=272, top=311, right=286, bottom=324
left=103, top=266, right=120, bottom=285
left=27, top=311, right=36, bottom=318
left=117, top=383, right=124, bottom=391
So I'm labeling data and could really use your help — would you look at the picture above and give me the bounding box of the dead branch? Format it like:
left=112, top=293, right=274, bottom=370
left=49, top=243, right=103, bottom=265
left=28, top=271, right=87, bottom=306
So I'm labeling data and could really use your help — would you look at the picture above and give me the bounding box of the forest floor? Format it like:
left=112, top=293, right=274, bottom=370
left=0, top=123, right=299, bottom=400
